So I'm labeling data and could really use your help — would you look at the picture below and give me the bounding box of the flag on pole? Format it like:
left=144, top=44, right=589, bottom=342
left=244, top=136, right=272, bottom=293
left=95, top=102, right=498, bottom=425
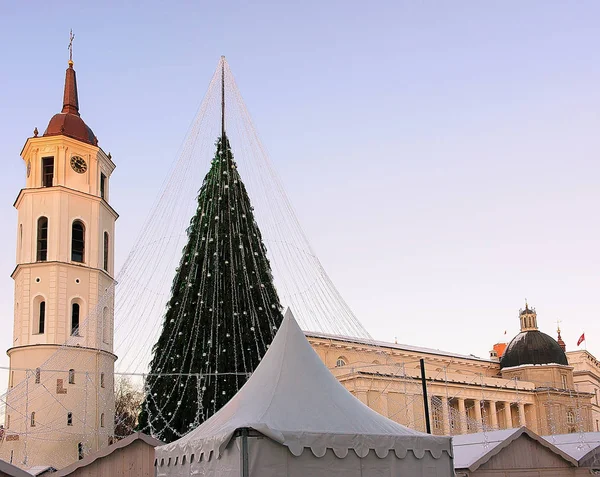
left=577, top=333, right=585, bottom=346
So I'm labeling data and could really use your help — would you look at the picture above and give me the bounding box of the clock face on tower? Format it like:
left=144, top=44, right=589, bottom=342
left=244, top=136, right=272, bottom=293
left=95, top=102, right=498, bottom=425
left=70, top=155, right=87, bottom=174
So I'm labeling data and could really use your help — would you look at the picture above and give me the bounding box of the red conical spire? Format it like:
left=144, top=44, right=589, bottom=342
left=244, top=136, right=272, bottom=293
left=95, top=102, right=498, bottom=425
left=44, top=58, right=97, bottom=146
left=61, top=60, right=80, bottom=116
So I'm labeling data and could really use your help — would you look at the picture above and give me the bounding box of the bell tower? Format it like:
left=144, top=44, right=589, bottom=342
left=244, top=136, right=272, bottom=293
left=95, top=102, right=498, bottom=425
left=0, top=55, right=117, bottom=469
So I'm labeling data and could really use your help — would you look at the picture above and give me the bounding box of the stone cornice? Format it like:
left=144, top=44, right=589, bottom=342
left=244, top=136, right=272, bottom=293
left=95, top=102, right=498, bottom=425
left=567, top=350, right=600, bottom=369
left=13, top=184, right=119, bottom=220
left=339, top=369, right=536, bottom=392
left=11, top=260, right=116, bottom=282
left=21, top=135, right=98, bottom=159
left=307, top=336, right=498, bottom=369
left=7, top=343, right=117, bottom=362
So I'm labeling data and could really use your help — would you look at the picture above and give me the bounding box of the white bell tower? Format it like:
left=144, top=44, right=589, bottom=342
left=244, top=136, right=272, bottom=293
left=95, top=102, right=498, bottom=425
left=0, top=55, right=118, bottom=469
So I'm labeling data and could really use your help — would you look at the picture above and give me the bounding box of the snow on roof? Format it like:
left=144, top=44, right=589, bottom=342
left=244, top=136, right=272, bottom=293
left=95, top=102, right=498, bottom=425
left=306, top=331, right=495, bottom=363
left=26, top=466, right=56, bottom=476
left=501, top=362, right=570, bottom=370
left=157, top=310, right=452, bottom=463
left=452, top=428, right=521, bottom=470
left=55, top=433, right=162, bottom=476
left=543, top=432, right=600, bottom=462
left=452, top=427, right=577, bottom=471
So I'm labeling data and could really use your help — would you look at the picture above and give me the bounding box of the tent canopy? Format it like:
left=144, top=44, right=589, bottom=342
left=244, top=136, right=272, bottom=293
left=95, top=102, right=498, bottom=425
left=156, top=310, right=451, bottom=463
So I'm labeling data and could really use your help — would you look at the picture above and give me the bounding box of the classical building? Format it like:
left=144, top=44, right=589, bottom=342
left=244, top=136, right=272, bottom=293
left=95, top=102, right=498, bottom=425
left=0, top=57, right=117, bottom=468
left=565, top=350, right=600, bottom=433
left=308, top=304, right=597, bottom=436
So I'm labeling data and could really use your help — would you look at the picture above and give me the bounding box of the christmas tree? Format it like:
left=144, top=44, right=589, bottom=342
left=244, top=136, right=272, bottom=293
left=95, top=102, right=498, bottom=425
left=138, top=134, right=284, bottom=443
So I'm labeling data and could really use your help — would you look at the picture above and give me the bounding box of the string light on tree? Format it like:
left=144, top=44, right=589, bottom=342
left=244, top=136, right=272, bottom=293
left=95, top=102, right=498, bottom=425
left=138, top=57, right=284, bottom=443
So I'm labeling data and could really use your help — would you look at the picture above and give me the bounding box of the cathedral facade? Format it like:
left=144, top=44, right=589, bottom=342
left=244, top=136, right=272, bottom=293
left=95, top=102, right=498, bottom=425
left=308, top=305, right=600, bottom=437
left=0, top=58, right=117, bottom=468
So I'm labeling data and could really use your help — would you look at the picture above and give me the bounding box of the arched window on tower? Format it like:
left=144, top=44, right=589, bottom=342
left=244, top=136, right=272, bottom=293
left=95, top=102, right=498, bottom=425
left=30, top=412, right=35, bottom=427
left=103, top=232, right=109, bottom=272
left=39, top=301, right=45, bottom=334
left=100, top=413, right=104, bottom=428
left=100, top=173, right=106, bottom=200
left=71, top=220, right=85, bottom=263
left=33, top=296, right=46, bottom=335
left=68, top=412, right=73, bottom=426
left=68, top=369, right=75, bottom=385
left=37, top=217, right=48, bottom=261
left=35, top=368, right=40, bottom=384
left=336, top=357, right=347, bottom=367
left=100, top=373, right=105, bottom=388
left=71, top=303, right=80, bottom=336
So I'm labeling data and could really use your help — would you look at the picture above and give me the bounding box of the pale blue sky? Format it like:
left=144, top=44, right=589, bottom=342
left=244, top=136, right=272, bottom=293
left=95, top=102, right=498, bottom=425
left=0, top=1, right=599, bottom=386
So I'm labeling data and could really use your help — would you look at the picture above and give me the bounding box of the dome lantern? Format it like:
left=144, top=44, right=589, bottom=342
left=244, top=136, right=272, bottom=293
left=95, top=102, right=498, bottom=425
left=519, top=301, right=538, bottom=332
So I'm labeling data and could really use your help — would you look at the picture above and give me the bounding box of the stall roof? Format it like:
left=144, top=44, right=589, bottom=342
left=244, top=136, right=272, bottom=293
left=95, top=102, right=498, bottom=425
left=0, top=459, right=33, bottom=477
left=453, top=427, right=577, bottom=472
left=543, top=432, right=600, bottom=464
left=55, top=433, right=162, bottom=476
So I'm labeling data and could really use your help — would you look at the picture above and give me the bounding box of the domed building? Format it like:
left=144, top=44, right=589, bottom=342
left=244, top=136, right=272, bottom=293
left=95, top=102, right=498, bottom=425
left=306, top=303, right=598, bottom=437
left=500, top=303, right=568, bottom=369
left=499, top=304, right=588, bottom=435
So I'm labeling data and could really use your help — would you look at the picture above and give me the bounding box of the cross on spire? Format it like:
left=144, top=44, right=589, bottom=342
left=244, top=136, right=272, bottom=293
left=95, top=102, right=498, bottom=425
left=68, top=29, right=75, bottom=64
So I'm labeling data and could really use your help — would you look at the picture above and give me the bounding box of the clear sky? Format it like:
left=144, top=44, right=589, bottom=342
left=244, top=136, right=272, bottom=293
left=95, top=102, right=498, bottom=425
left=0, top=1, right=599, bottom=390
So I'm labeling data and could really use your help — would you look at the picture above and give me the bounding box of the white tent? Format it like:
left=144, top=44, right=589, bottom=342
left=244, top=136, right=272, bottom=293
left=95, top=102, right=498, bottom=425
left=155, top=310, right=453, bottom=477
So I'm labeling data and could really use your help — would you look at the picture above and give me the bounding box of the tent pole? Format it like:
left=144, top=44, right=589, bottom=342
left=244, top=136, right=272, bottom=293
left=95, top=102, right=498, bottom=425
left=420, top=359, right=432, bottom=434
left=241, top=428, right=249, bottom=477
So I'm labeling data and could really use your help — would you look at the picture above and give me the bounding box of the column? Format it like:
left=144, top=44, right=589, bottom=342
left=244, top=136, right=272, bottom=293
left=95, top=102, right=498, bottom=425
left=489, top=401, right=498, bottom=429
left=441, top=397, right=450, bottom=435
left=457, top=398, right=467, bottom=434
left=355, top=391, right=368, bottom=406
left=504, top=402, right=513, bottom=429
left=380, top=392, right=389, bottom=418
left=518, top=402, right=526, bottom=427
left=474, top=399, right=483, bottom=431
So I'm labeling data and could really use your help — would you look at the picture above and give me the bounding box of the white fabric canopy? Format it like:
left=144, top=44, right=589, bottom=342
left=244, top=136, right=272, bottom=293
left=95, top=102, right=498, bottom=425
left=157, top=309, right=451, bottom=465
